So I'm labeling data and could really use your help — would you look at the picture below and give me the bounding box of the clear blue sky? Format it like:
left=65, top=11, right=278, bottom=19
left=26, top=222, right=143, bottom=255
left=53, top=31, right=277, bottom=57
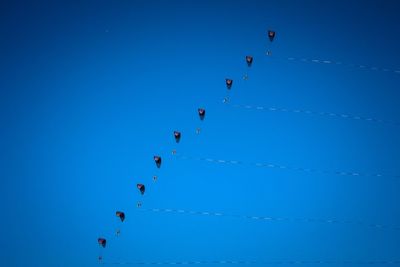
left=1, top=1, right=400, bottom=266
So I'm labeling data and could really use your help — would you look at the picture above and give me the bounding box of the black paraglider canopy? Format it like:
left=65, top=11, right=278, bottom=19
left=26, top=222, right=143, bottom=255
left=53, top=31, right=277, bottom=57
left=198, top=108, right=205, bottom=120
left=268, top=30, right=275, bottom=41
left=154, top=155, right=162, bottom=168
left=174, top=131, right=181, bottom=142
left=98, top=238, right=106, bottom=248
left=116, top=211, right=125, bottom=222
left=246, top=55, right=253, bottom=66
left=225, top=78, right=233, bottom=89
left=137, top=183, right=145, bottom=195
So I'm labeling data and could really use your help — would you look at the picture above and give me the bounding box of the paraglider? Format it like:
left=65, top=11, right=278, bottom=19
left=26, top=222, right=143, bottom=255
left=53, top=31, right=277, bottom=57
left=174, top=131, right=181, bottom=143
left=198, top=108, right=205, bottom=120
left=115, top=211, right=125, bottom=236
left=197, top=108, right=206, bottom=134
left=225, top=78, right=233, bottom=89
left=246, top=56, right=253, bottom=67
left=137, top=183, right=145, bottom=195
left=97, top=237, right=107, bottom=261
left=153, top=175, right=158, bottom=181
left=154, top=155, right=162, bottom=168
left=268, top=30, right=275, bottom=42
left=98, top=238, right=106, bottom=248
left=243, top=56, right=254, bottom=80
left=116, top=211, right=125, bottom=222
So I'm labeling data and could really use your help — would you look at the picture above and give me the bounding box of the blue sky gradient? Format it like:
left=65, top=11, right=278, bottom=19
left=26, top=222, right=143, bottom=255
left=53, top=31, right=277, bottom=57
left=1, top=1, right=400, bottom=266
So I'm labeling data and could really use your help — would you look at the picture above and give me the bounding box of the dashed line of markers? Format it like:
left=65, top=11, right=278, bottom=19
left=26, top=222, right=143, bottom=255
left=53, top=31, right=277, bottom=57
left=286, top=56, right=400, bottom=75
left=175, top=154, right=399, bottom=180
left=139, top=207, right=400, bottom=231
left=104, top=259, right=400, bottom=265
left=225, top=103, right=400, bottom=127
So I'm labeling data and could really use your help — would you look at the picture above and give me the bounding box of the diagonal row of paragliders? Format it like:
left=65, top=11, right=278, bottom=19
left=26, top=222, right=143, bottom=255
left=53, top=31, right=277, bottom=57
left=224, top=29, right=275, bottom=101
left=96, top=29, right=276, bottom=263
left=224, top=29, right=275, bottom=102
left=95, top=109, right=209, bottom=262
left=96, top=26, right=400, bottom=264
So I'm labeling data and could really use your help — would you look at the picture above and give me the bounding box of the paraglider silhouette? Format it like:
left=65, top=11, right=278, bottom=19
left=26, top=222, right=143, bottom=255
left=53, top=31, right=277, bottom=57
left=115, top=212, right=124, bottom=236
left=174, top=131, right=181, bottom=143
left=243, top=56, right=254, bottom=80
left=198, top=108, right=205, bottom=120
left=137, top=183, right=145, bottom=195
left=196, top=108, right=206, bottom=134
left=98, top=238, right=106, bottom=248
left=154, top=156, right=162, bottom=168
left=246, top=56, right=253, bottom=67
left=225, top=78, right=233, bottom=89
left=116, top=211, right=125, bottom=222
left=97, top=237, right=107, bottom=262
left=268, top=30, right=275, bottom=42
